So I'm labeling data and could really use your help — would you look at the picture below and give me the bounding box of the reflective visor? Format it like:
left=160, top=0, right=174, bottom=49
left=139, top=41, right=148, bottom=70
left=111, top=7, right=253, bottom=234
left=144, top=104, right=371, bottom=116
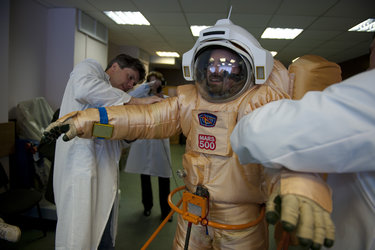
left=194, top=46, right=253, bottom=103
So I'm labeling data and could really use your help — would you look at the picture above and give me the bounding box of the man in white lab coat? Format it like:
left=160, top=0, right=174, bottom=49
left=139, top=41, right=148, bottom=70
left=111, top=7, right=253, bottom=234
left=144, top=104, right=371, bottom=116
left=126, top=71, right=173, bottom=221
left=54, top=54, right=161, bottom=250
left=231, top=36, right=375, bottom=250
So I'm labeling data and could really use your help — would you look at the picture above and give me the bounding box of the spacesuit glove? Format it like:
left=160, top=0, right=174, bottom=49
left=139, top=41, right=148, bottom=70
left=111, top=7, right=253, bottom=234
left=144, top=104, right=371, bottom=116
left=266, top=175, right=335, bottom=250
left=41, top=114, right=77, bottom=143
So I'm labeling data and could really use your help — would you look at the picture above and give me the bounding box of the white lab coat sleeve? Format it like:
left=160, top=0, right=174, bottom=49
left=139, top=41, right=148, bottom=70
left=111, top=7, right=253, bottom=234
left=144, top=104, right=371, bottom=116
left=70, top=59, right=131, bottom=106
left=231, top=69, right=375, bottom=173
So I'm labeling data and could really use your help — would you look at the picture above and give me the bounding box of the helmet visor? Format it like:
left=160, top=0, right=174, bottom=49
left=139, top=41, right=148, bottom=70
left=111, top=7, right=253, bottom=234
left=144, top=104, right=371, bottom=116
left=194, top=46, right=251, bottom=102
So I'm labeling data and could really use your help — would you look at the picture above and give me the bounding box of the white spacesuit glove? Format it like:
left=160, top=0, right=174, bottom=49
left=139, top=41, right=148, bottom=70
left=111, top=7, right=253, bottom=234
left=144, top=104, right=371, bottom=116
left=266, top=173, right=335, bottom=250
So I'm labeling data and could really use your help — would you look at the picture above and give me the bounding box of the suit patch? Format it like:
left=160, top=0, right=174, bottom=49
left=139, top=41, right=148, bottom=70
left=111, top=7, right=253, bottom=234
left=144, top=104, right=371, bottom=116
left=198, top=113, right=217, bottom=127
left=198, top=134, right=216, bottom=150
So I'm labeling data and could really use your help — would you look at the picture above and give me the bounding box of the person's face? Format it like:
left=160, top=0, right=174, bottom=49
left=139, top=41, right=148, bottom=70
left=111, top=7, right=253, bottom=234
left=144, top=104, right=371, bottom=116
left=107, top=62, right=140, bottom=92
left=369, top=37, right=375, bottom=70
left=148, top=75, right=162, bottom=94
left=206, top=49, right=240, bottom=95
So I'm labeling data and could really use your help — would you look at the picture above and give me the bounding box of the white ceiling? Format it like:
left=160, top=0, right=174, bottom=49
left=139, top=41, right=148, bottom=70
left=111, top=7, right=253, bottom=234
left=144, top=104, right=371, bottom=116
left=36, top=0, right=375, bottom=68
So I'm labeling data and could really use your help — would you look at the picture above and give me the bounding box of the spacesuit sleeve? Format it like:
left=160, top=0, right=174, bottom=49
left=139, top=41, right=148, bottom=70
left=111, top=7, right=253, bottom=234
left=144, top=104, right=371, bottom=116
left=231, top=69, right=375, bottom=173
left=72, top=97, right=181, bottom=140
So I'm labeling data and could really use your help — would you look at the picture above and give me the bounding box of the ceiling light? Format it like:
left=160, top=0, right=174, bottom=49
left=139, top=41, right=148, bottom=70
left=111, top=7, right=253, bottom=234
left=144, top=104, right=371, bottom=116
left=270, top=51, right=278, bottom=57
left=156, top=51, right=180, bottom=58
left=150, top=56, right=176, bottom=65
left=104, top=11, right=150, bottom=25
left=348, top=18, right=375, bottom=32
left=190, top=25, right=211, bottom=37
left=261, top=27, right=303, bottom=39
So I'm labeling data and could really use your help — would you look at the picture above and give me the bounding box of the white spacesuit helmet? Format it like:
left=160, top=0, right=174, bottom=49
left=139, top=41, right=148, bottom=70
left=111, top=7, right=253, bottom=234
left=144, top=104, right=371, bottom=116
left=182, top=18, right=274, bottom=102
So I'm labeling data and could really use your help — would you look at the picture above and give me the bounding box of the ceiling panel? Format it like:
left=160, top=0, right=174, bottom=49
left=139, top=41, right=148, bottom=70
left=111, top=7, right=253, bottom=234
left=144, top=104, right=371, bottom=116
left=268, top=15, right=317, bottom=29
left=309, top=16, right=365, bottom=30
left=324, top=0, right=375, bottom=18
left=87, top=0, right=137, bottom=11
left=276, top=0, right=338, bottom=16
left=133, top=0, right=182, bottom=12
left=230, top=0, right=282, bottom=15
left=179, top=0, right=230, bottom=13
left=185, top=13, right=228, bottom=25
left=35, top=0, right=374, bottom=67
left=145, top=13, right=186, bottom=26
left=230, top=14, right=271, bottom=28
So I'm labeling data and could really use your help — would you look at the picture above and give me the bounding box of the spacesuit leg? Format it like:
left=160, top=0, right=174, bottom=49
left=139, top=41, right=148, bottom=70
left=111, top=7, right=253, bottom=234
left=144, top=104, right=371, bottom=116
left=173, top=214, right=213, bottom=250
left=172, top=203, right=268, bottom=250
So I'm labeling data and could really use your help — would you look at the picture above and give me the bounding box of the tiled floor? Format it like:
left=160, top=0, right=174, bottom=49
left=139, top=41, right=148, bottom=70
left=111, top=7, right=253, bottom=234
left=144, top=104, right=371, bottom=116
left=0, top=144, right=306, bottom=250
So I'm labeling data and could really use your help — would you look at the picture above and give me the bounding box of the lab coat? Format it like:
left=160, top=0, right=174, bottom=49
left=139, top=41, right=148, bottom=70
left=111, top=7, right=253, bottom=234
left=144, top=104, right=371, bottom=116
left=231, top=69, right=375, bottom=250
left=54, top=59, right=130, bottom=250
left=125, top=138, right=172, bottom=178
left=125, top=87, right=172, bottom=178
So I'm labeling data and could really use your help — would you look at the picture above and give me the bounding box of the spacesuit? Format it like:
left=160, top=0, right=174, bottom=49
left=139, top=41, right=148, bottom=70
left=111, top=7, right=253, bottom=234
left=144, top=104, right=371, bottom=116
left=44, top=19, right=334, bottom=249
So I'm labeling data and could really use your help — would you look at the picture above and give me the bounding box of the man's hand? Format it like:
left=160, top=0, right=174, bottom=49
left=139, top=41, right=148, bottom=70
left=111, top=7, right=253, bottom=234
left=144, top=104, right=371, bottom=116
left=266, top=186, right=335, bottom=250
left=40, top=118, right=77, bottom=144
left=128, top=95, right=163, bottom=105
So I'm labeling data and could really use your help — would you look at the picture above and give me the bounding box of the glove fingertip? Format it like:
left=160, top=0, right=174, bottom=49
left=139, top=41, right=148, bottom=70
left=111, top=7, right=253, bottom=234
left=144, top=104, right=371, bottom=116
left=265, top=212, right=279, bottom=225
left=281, top=221, right=296, bottom=232
left=62, top=135, right=70, bottom=141
left=324, top=239, right=334, bottom=248
left=298, top=237, right=312, bottom=247
left=311, top=242, right=322, bottom=250
left=61, top=124, right=70, bottom=133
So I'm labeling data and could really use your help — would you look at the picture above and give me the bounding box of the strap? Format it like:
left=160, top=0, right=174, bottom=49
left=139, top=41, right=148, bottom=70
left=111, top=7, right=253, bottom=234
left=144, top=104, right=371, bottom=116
left=98, top=107, right=108, bottom=124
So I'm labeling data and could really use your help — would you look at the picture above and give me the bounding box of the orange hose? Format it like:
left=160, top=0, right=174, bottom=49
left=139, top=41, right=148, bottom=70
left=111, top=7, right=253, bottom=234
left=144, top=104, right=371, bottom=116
left=141, top=198, right=183, bottom=250
left=168, top=185, right=265, bottom=230
left=142, top=185, right=268, bottom=249
left=277, top=231, right=290, bottom=250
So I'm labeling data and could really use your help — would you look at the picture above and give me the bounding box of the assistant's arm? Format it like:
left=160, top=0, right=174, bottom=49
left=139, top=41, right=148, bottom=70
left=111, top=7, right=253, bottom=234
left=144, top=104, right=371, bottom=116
left=231, top=69, right=375, bottom=173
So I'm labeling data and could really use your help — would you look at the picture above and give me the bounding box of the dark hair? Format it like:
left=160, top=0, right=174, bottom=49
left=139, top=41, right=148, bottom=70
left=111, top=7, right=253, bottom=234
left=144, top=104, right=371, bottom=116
left=105, top=54, right=146, bottom=83
left=146, top=71, right=164, bottom=82
left=147, top=71, right=166, bottom=93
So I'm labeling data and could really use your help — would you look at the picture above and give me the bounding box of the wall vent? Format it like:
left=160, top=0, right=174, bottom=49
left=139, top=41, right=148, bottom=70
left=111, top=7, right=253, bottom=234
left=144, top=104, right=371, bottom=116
left=78, top=10, right=108, bottom=44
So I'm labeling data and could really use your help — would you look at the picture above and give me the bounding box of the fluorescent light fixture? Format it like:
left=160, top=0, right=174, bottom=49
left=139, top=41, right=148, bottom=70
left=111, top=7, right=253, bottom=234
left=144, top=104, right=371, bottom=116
left=270, top=51, right=278, bottom=57
left=150, top=56, right=176, bottom=65
left=104, top=11, right=150, bottom=25
left=261, top=27, right=303, bottom=39
left=156, top=51, right=180, bottom=58
left=190, top=25, right=211, bottom=37
left=348, top=18, right=375, bottom=32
